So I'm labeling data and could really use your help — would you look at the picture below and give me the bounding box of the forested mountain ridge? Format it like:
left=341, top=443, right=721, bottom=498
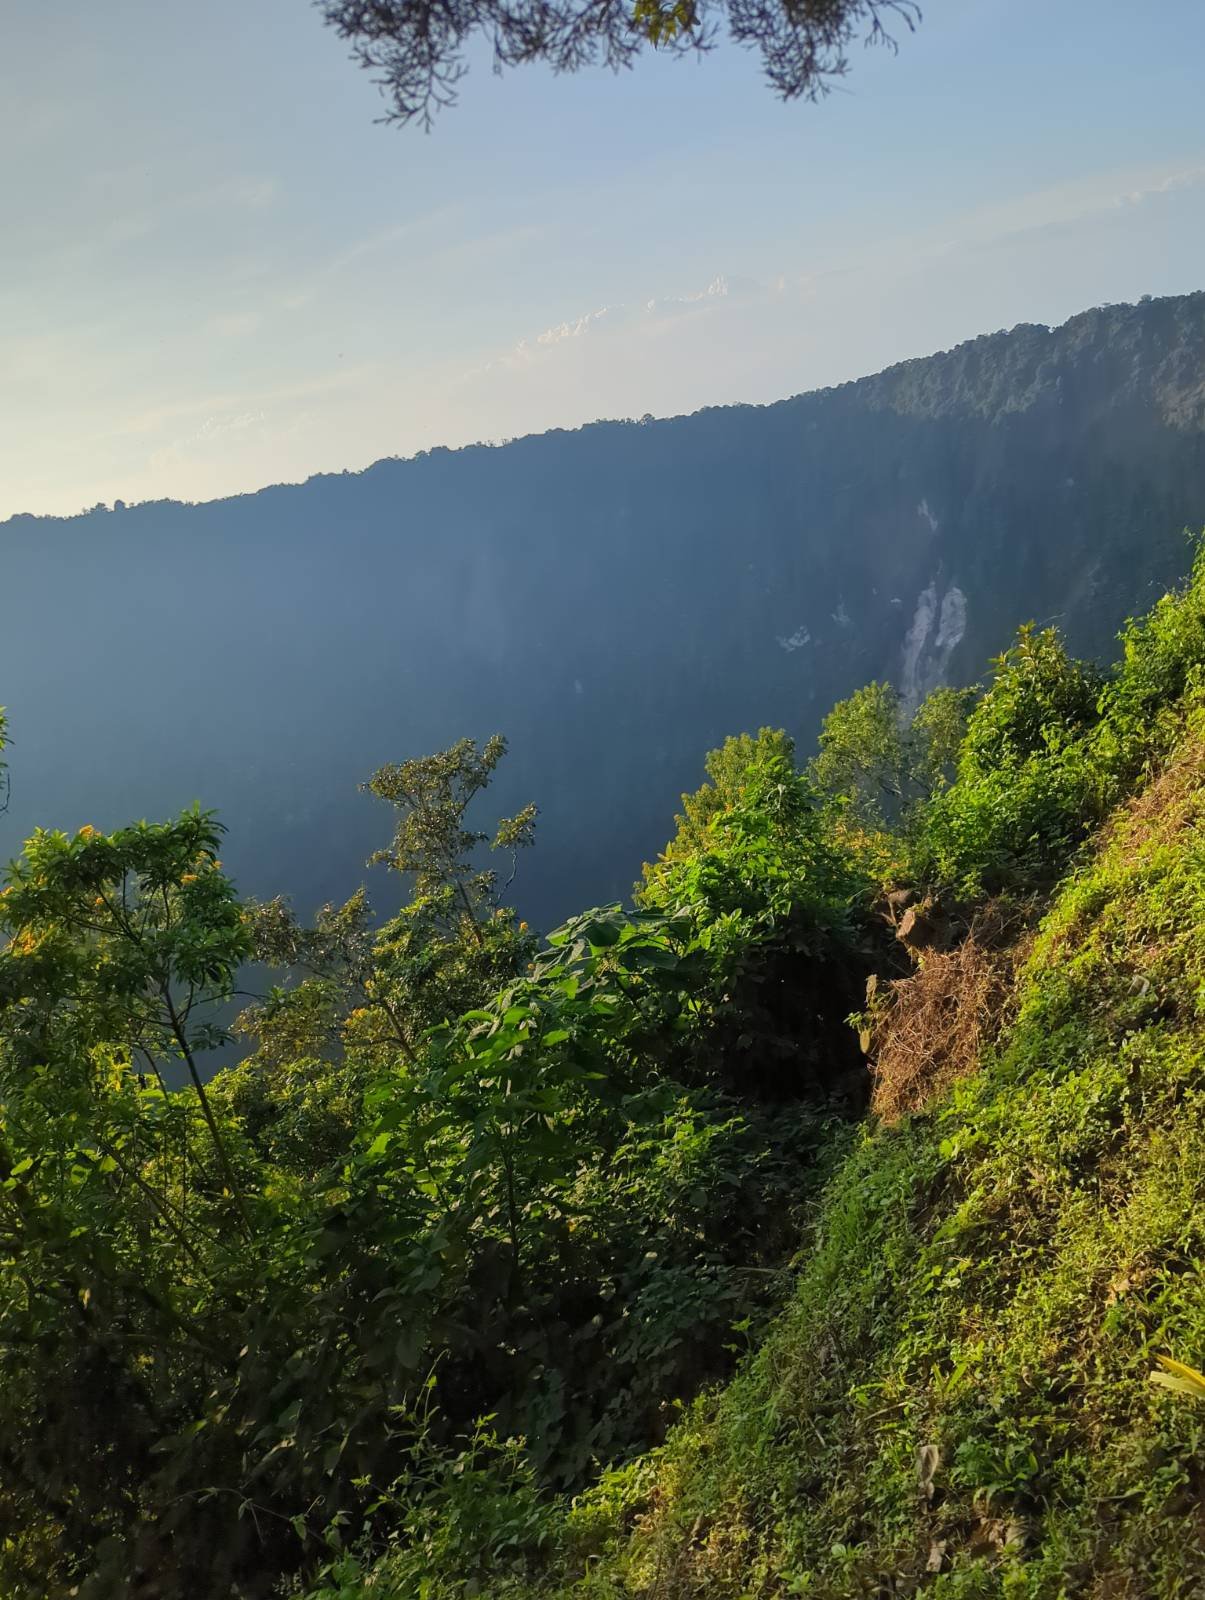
left=5, top=291, right=1205, bottom=932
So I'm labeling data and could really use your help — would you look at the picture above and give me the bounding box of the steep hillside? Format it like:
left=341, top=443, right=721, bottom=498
left=290, top=548, right=1205, bottom=1600
left=518, top=723, right=1205, bottom=1597
left=4, top=293, right=1205, bottom=935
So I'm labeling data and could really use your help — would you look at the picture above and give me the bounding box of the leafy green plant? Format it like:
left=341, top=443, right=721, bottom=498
left=808, top=680, right=972, bottom=832
left=0, top=724, right=861, bottom=1596
left=641, top=733, right=875, bottom=1097
left=910, top=624, right=1107, bottom=897
left=1150, top=1354, right=1205, bottom=1401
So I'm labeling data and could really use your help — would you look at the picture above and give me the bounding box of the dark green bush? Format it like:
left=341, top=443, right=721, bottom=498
left=912, top=535, right=1205, bottom=901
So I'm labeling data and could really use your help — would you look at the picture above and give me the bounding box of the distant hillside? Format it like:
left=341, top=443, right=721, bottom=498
left=4, top=291, right=1205, bottom=930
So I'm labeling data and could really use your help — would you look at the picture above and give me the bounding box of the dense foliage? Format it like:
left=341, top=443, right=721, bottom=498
left=0, top=725, right=866, bottom=1596
left=497, top=541, right=1205, bottom=1600
left=5, top=538, right=1205, bottom=1597
left=639, top=733, right=874, bottom=1098
left=323, top=532, right=1205, bottom=1598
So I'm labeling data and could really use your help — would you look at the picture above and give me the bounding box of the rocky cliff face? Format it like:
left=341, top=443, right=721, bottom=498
left=4, top=292, right=1205, bottom=927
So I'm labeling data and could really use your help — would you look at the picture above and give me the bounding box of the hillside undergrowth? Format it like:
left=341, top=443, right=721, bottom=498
left=510, top=714, right=1205, bottom=1599
left=309, top=538, right=1205, bottom=1600
left=5, top=542, right=1205, bottom=1598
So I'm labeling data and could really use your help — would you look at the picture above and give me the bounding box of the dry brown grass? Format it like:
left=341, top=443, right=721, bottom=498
left=869, top=903, right=1029, bottom=1123
left=1103, top=725, right=1205, bottom=847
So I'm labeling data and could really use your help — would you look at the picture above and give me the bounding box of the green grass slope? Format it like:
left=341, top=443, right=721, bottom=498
left=515, top=720, right=1205, bottom=1599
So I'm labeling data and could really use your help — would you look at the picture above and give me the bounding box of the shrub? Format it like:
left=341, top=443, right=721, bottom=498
left=911, top=626, right=1108, bottom=897
left=641, top=734, right=876, bottom=1097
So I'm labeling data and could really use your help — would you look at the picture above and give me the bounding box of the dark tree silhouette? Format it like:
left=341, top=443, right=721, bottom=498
left=320, top=0, right=920, bottom=128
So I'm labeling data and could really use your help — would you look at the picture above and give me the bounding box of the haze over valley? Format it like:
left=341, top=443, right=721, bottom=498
left=5, top=292, right=1205, bottom=928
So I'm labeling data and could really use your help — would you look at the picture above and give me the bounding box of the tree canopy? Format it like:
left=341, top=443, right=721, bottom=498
left=320, top=0, right=920, bottom=127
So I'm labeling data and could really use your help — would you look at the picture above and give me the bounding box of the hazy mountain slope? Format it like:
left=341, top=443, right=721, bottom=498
left=4, top=291, right=1205, bottom=930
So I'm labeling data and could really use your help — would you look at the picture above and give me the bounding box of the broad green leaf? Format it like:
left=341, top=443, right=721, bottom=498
left=1150, top=1354, right=1205, bottom=1400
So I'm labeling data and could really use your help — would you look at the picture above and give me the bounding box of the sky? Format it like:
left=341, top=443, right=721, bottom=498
left=3, top=0, right=1205, bottom=520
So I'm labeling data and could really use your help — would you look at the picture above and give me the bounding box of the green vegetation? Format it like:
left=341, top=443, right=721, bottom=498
left=525, top=710, right=1205, bottom=1597
left=808, top=681, right=971, bottom=834
left=4, top=544, right=1205, bottom=1596
left=0, top=727, right=863, bottom=1597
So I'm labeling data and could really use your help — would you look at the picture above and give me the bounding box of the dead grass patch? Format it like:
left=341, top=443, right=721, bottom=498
left=1102, top=725, right=1205, bottom=848
left=869, top=904, right=1029, bottom=1123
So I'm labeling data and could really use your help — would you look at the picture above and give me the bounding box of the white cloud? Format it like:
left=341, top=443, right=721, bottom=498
left=647, top=272, right=751, bottom=314
left=537, top=306, right=617, bottom=345
left=194, top=410, right=267, bottom=442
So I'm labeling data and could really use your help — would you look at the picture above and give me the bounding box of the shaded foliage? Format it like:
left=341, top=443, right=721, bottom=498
left=0, top=731, right=861, bottom=1597
left=642, top=730, right=874, bottom=1097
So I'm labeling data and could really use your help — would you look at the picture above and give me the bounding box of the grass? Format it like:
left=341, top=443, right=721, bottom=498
left=866, top=900, right=1028, bottom=1124
left=488, top=712, right=1205, bottom=1600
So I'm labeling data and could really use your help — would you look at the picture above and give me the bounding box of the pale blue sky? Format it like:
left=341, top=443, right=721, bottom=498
left=3, top=0, right=1205, bottom=518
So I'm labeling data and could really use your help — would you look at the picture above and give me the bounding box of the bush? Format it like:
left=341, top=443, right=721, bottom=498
left=641, top=734, right=876, bottom=1097
left=911, top=625, right=1108, bottom=897
left=912, top=533, right=1205, bottom=903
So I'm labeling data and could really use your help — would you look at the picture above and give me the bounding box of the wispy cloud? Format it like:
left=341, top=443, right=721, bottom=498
left=206, top=311, right=264, bottom=340
left=264, top=203, right=473, bottom=320
left=480, top=273, right=760, bottom=375
left=536, top=305, right=617, bottom=346
left=193, top=410, right=266, bottom=442
left=104, top=363, right=377, bottom=442
left=934, top=158, right=1205, bottom=257
left=477, top=157, right=1205, bottom=390
left=1114, top=165, right=1205, bottom=208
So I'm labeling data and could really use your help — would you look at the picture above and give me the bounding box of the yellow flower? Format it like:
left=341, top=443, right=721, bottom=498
left=180, top=873, right=198, bottom=885
left=78, top=824, right=97, bottom=839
